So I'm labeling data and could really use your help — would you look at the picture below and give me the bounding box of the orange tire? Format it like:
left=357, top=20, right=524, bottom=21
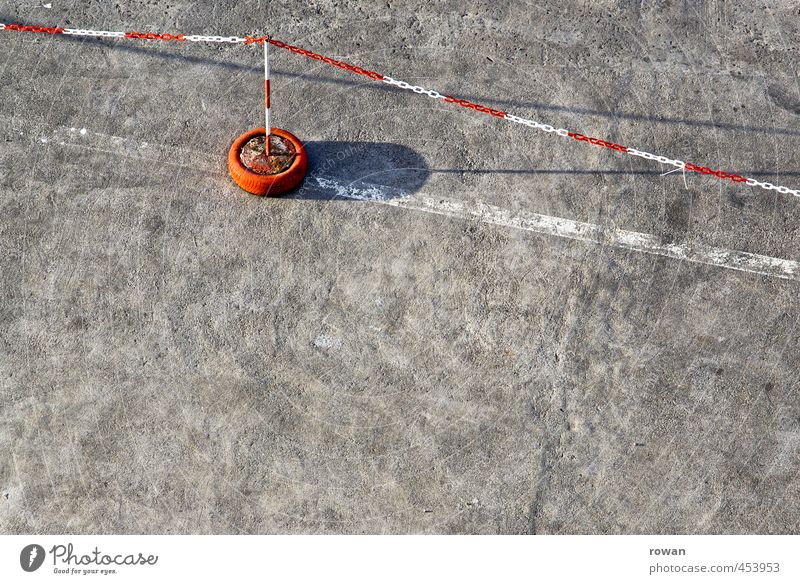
left=227, top=127, right=308, bottom=196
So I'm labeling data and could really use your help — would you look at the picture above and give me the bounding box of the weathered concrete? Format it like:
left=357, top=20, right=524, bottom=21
left=0, top=0, right=798, bottom=534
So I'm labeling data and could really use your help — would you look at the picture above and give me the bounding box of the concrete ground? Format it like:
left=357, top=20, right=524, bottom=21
left=1, top=0, right=799, bottom=534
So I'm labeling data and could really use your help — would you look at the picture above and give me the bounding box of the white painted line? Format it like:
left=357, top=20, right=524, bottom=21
left=52, top=125, right=219, bottom=173
left=14, top=119, right=797, bottom=282
left=312, top=177, right=800, bottom=282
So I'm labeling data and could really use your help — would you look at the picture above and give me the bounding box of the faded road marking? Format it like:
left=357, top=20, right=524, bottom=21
left=15, top=121, right=799, bottom=281
left=312, top=177, right=800, bottom=282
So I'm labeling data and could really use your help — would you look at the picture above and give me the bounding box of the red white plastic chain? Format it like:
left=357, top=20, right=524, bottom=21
left=124, top=31, right=187, bottom=42
left=2, top=22, right=798, bottom=198
left=2, top=23, right=64, bottom=34
left=246, top=36, right=385, bottom=81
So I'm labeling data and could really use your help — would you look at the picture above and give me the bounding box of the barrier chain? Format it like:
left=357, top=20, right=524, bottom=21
left=2, top=22, right=797, bottom=198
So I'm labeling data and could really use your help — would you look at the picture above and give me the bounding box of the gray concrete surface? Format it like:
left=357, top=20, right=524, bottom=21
left=1, top=0, right=799, bottom=534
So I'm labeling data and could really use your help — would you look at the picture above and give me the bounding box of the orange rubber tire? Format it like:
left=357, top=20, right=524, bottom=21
left=227, top=127, right=308, bottom=196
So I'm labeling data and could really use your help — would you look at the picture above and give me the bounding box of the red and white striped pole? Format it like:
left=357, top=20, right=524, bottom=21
left=264, top=36, right=271, bottom=156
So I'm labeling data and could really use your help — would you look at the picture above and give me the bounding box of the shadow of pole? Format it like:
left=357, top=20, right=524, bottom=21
left=429, top=168, right=800, bottom=177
